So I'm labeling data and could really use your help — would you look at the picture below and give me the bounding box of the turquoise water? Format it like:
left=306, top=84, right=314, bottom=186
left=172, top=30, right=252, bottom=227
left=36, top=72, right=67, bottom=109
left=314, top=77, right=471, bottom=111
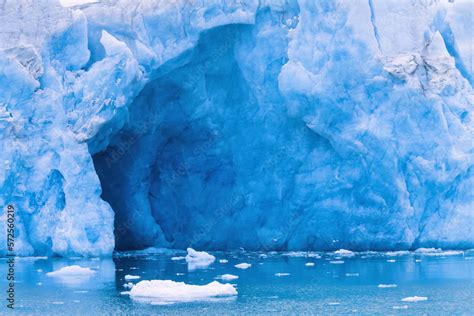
left=1, top=250, right=473, bottom=314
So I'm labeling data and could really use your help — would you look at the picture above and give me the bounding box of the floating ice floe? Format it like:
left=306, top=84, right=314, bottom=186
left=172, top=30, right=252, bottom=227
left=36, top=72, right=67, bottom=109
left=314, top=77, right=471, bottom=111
left=385, top=251, right=410, bottom=257
left=124, top=275, right=141, bottom=280
left=186, top=248, right=216, bottom=270
left=219, top=259, right=229, bottom=263
left=401, top=296, right=428, bottom=302
left=47, top=265, right=96, bottom=277
left=235, top=263, right=251, bottom=269
left=387, top=259, right=396, bottom=263
left=329, top=260, right=345, bottom=264
left=328, top=302, right=340, bottom=305
left=334, top=249, right=355, bottom=257
left=393, top=305, right=408, bottom=309
left=129, top=280, right=237, bottom=303
left=171, top=256, right=186, bottom=261
left=305, top=262, right=315, bottom=267
left=123, top=282, right=134, bottom=289
left=346, top=273, right=359, bottom=277
left=378, top=284, right=397, bottom=288
left=219, top=274, right=239, bottom=281
left=275, top=273, right=290, bottom=277
left=414, top=248, right=463, bottom=256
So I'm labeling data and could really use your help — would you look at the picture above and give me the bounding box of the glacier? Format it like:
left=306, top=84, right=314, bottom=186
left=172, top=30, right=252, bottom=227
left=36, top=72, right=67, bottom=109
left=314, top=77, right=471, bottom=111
left=0, top=0, right=472, bottom=257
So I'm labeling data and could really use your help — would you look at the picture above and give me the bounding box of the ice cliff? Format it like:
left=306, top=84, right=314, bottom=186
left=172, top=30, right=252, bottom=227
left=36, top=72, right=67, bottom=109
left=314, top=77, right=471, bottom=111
left=0, top=0, right=472, bottom=256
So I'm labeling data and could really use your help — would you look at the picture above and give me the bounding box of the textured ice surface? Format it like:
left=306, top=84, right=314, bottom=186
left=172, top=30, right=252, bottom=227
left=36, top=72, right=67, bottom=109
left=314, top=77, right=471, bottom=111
left=129, top=280, right=237, bottom=303
left=185, top=248, right=215, bottom=271
left=0, top=0, right=473, bottom=256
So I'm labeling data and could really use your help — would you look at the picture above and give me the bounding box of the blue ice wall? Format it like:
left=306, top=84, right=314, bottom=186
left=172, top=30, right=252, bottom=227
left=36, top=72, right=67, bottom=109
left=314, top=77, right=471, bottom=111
left=0, top=0, right=472, bottom=256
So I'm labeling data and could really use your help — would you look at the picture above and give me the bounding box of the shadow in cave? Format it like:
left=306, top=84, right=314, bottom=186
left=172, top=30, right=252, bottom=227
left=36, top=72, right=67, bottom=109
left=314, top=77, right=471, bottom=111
left=92, top=24, right=251, bottom=251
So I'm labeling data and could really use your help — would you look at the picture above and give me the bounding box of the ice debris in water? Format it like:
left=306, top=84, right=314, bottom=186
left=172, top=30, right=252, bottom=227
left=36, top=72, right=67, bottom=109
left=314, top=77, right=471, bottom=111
left=129, top=280, right=237, bottom=303
left=186, top=248, right=216, bottom=270
left=414, top=248, right=464, bottom=256
left=46, top=266, right=96, bottom=277
left=234, top=263, right=251, bottom=269
left=401, top=296, right=428, bottom=302
left=334, top=249, right=355, bottom=257
left=218, top=274, right=239, bottom=281
left=124, top=275, right=141, bottom=280
left=378, top=284, right=397, bottom=288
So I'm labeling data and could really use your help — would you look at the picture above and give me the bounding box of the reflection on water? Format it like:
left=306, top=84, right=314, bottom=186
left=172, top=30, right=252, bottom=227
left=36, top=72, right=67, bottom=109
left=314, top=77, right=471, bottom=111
left=0, top=250, right=473, bottom=314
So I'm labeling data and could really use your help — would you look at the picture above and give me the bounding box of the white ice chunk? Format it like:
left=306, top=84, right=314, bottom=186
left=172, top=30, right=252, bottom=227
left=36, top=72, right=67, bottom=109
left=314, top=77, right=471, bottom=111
left=129, top=280, right=237, bottom=303
left=219, top=274, right=239, bottom=281
left=234, top=263, right=251, bottom=269
left=329, top=260, right=345, bottom=264
left=46, top=265, right=96, bottom=277
left=219, top=259, right=229, bottom=263
left=275, top=273, right=290, bottom=277
left=401, top=296, right=428, bottom=302
left=186, top=248, right=216, bottom=270
left=334, top=249, right=355, bottom=257
left=305, top=262, right=315, bottom=267
left=378, top=284, right=397, bottom=288
left=124, top=275, right=141, bottom=280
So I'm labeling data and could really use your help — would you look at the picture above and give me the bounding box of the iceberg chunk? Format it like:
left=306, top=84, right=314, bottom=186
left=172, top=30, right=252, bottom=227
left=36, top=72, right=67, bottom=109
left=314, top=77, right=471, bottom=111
left=129, top=280, right=237, bottom=303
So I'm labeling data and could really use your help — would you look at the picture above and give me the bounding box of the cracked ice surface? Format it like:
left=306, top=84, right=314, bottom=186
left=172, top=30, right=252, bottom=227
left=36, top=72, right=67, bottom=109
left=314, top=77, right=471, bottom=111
left=0, top=0, right=472, bottom=256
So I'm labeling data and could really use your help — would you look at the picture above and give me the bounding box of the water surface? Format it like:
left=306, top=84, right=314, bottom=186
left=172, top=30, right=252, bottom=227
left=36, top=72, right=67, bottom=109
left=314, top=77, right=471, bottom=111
left=1, top=250, right=473, bottom=314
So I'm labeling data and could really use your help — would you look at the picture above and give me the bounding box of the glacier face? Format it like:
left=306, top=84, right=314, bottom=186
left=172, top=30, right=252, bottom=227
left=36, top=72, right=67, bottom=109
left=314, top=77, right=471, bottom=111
left=0, top=0, right=472, bottom=256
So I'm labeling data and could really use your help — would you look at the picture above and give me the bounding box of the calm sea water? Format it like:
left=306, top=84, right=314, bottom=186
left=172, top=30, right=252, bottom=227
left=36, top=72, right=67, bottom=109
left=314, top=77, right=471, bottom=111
left=1, top=249, right=473, bottom=314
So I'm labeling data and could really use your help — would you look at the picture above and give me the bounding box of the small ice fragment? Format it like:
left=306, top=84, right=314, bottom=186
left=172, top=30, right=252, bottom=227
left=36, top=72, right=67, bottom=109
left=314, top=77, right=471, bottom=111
left=305, top=262, right=315, bottom=267
left=346, top=273, right=359, bottom=277
left=73, top=300, right=80, bottom=303
left=176, top=273, right=185, bottom=276
left=171, top=256, right=186, bottom=261
left=334, top=249, right=355, bottom=257
left=393, top=305, right=408, bottom=309
left=387, top=259, right=396, bottom=263
left=73, top=290, right=88, bottom=293
left=378, top=284, right=397, bottom=288
left=401, top=296, right=428, bottom=302
left=130, top=267, right=139, bottom=270
left=36, top=282, right=42, bottom=286
left=120, top=291, right=130, bottom=295
left=235, top=263, right=251, bottom=269
left=219, top=259, right=228, bottom=263
left=275, top=273, right=290, bottom=277
left=415, top=259, right=422, bottom=262
left=37, top=269, right=43, bottom=272
left=123, top=282, right=134, bottom=289
left=186, top=248, right=216, bottom=270
left=125, top=275, right=141, bottom=280
left=329, top=260, right=344, bottom=264
left=219, top=274, right=239, bottom=281
left=328, top=302, right=340, bottom=305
